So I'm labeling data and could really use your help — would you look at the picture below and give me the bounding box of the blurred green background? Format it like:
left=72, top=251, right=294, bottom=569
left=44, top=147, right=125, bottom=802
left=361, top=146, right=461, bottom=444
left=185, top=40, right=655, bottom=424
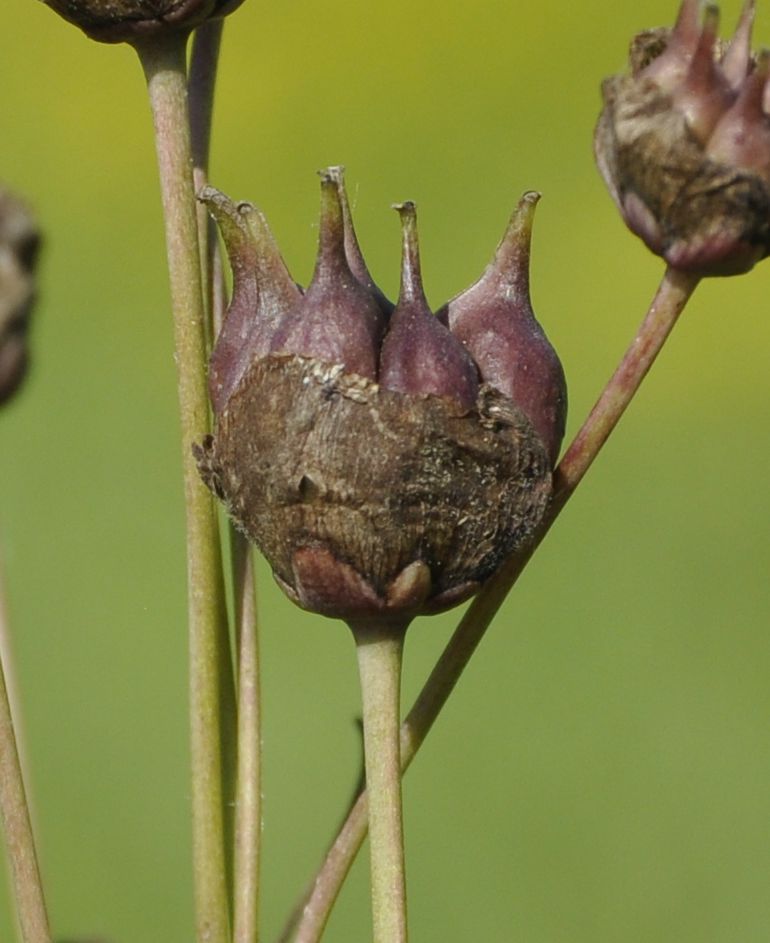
left=1, top=1, right=769, bottom=940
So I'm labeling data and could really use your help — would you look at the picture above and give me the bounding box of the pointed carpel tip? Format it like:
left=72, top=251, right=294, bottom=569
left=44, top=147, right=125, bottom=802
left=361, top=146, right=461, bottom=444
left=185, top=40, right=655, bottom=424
left=739, top=0, right=756, bottom=24
left=723, top=0, right=755, bottom=88
left=702, top=3, right=720, bottom=35
left=510, top=192, right=540, bottom=238
left=518, top=191, right=542, bottom=222
left=394, top=202, right=421, bottom=301
left=674, top=0, right=699, bottom=30
left=199, top=187, right=244, bottom=229
left=393, top=200, right=417, bottom=220
left=319, top=170, right=344, bottom=207
left=672, top=0, right=701, bottom=45
left=735, top=45, right=770, bottom=108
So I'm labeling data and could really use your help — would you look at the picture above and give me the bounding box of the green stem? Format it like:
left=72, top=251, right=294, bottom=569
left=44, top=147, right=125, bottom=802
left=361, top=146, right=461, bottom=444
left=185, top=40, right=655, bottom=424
left=189, top=18, right=224, bottom=346
left=189, top=19, right=223, bottom=177
left=350, top=619, right=409, bottom=943
left=232, top=535, right=261, bottom=943
left=0, top=553, right=50, bottom=943
left=135, top=34, right=232, bottom=943
left=188, top=26, right=263, bottom=937
left=290, top=266, right=700, bottom=941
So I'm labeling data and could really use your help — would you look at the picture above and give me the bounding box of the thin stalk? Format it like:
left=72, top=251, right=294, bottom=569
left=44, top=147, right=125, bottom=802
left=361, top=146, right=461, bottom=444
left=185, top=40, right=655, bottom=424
left=349, top=619, right=409, bottom=943
left=290, top=266, right=700, bottom=941
left=232, top=535, right=261, bottom=943
left=189, top=19, right=223, bottom=177
left=188, top=26, right=264, bottom=936
left=135, top=34, right=232, bottom=943
left=189, top=17, right=224, bottom=348
left=0, top=554, right=50, bottom=943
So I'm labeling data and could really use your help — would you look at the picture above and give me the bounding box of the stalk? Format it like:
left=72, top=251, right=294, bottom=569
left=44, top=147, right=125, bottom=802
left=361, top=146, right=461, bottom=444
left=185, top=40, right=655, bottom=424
left=232, top=536, right=261, bottom=943
left=349, top=619, right=409, bottom=943
left=134, top=34, right=232, bottom=943
left=0, top=557, right=50, bottom=943
left=189, top=17, right=224, bottom=345
left=290, top=266, right=700, bottom=941
left=188, top=25, right=264, bottom=939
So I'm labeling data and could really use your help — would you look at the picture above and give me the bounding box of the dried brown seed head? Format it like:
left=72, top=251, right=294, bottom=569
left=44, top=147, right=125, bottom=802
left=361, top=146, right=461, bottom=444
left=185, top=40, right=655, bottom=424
left=196, top=356, right=551, bottom=620
left=41, top=0, right=244, bottom=44
left=198, top=176, right=558, bottom=622
left=595, top=0, right=770, bottom=276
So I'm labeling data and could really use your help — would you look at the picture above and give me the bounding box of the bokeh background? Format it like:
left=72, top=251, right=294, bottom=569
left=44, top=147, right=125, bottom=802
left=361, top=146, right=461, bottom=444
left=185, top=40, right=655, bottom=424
left=2, top=1, right=770, bottom=940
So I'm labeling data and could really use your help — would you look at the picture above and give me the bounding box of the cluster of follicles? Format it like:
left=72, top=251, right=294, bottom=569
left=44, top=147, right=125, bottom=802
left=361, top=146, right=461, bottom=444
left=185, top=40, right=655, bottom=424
left=203, top=168, right=566, bottom=464
left=596, top=0, right=770, bottom=275
left=195, top=168, right=566, bottom=620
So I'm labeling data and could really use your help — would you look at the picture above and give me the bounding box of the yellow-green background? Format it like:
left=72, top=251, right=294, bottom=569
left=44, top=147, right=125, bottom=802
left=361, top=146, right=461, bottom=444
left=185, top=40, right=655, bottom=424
left=2, top=1, right=769, bottom=940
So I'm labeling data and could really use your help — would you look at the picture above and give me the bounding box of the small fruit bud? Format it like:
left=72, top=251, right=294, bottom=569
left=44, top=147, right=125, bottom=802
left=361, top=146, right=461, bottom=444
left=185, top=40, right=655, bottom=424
left=437, top=193, right=567, bottom=465
left=268, top=171, right=387, bottom=381
left=327, top=166, right=394, bottom=321
left=0, top=187, right=40, bottom=407
left=379, top=202, right=479, bottom=411
left=199, top=187, right=301, bottom=416
left=195, top=174, right=556, bottom=620
left=595, top=0, right=770, bottom=276
left=41, top=0, right=244, bottom=44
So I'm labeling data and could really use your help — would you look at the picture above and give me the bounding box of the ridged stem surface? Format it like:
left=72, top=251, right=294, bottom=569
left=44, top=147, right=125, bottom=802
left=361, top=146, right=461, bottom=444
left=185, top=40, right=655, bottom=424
left=350, top=620, right=409, bottom=943
left=136, top=34, right=232, bottom=943
left=232, top=536, right=261, bottom=943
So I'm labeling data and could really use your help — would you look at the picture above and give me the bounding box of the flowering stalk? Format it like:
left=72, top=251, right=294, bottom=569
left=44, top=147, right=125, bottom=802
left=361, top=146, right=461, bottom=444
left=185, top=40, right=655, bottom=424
left=350, top=619, right=409, bottom=943
left=188, top=26, right=263, bottom=939
left=290, top=266, right=699, bottom=942
left=232, top=537, right=261, bottom=943
left=135, top=33, right=232, bottom=943
left=0, top=557, right=50, bottom=943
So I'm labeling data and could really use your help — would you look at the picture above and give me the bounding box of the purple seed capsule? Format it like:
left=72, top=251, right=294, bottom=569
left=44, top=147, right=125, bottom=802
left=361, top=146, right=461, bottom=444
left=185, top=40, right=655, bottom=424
left=379, top=202, right=479, bottom=411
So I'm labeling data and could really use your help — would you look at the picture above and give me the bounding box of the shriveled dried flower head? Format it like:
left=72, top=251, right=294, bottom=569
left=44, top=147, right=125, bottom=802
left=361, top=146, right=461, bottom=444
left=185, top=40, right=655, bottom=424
left=595, top=0, right=770, bottom=276
left=41, top=0, right=244, bottom=43
left=195, top=169, right=566, bottom=623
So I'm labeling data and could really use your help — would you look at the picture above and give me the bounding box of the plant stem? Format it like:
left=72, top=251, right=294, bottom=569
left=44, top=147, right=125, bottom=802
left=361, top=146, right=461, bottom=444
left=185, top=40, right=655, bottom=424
left=135, top=34, right=232, bottom=943
left=232, top=535, right=261, bottom=943
left=189, top=19, right=223, bottom=178
left=188, top=27, right=264, bottom=937
left=349, top=619, right=409, bottom=943
left=189, top=17, right=224, bottom=346
left=290, top=266, right=700, bottom=941
left=0, top=553, right=50, bottom=943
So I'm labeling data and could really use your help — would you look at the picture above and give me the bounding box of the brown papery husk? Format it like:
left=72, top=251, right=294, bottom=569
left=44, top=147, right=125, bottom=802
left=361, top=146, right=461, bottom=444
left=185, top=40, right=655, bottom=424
left=596, top=73, right=770, bottom=274
left=196, top=354, right=552, bottom=620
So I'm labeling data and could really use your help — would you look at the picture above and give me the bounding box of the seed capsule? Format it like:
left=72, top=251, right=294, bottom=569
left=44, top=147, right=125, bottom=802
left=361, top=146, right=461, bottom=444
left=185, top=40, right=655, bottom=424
left=379, top=202, right=479, bottom=410
left=595, top=0, right=770, bottom=276
left=437, top=193, right=566, bottom=465
left=196, top=174, right=557, bottom=620
left=268, top=171, right=387, bottom=381
left=42, top=0, right=244, bottom=44
left=200, top=187, right=301, bottom=416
